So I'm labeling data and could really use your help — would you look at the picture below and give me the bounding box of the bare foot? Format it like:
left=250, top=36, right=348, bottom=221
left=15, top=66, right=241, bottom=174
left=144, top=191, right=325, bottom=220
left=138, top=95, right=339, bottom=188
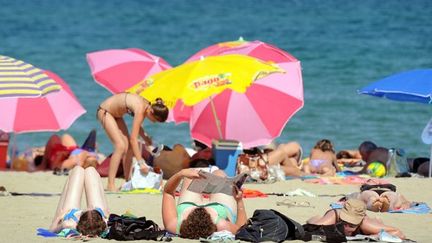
left=106, top=183, right=118, bottom=192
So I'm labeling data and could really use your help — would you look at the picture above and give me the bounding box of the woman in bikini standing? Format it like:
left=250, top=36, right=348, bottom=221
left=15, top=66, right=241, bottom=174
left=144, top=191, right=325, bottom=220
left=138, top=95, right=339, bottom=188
left=97, top=93, right=168, bottom=191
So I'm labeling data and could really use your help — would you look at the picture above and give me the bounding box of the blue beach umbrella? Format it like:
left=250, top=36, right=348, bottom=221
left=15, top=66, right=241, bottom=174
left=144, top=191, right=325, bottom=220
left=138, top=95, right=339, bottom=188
left=358, top=69, right=432, bottom=177
left=358, top=69, right=432, bottom=104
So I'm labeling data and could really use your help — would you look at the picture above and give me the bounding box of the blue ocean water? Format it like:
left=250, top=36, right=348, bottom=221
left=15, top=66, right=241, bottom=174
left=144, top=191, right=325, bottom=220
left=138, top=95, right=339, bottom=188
left=1, top=0, right=431, bottom=157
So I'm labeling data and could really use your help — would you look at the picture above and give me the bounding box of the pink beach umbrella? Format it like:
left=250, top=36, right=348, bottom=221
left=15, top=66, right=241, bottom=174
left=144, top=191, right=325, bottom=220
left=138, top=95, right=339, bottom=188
left=86, top=48, right=172, bottom=94
left=0, top=70, right=86, bottom=133
left=174, top=39, right=304, bottom=148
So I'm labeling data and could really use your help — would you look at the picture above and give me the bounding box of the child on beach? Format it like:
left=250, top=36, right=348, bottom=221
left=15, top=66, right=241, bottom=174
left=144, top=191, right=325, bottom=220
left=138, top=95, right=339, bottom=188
left=303, top=139, right=341, bottom=176
left=97, top=93, right=168, bottom=191
left=162, top=168, right=247, bottom=239
left=49, top=166, right=109, bottom=237
left=306, top=198, right=405, bottom=239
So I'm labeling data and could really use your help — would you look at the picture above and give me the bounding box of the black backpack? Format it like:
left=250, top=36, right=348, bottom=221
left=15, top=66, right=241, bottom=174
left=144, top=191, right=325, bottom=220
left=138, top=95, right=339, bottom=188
left=106, top=214, right=168, bottom=241
left=301, top=223, right=347, bottom=243
left=235, top=209, right=304, bottom=242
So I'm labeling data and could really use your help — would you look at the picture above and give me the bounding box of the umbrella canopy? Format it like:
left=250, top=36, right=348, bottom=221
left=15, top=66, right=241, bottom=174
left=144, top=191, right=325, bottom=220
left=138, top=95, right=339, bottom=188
left=128, top=54, right=283, bottom=108
left=0, top=55, right=61, bottom=98
left=359, top=69, right=432, bottom=177
left=358, top=69, right=432, bottom=104
left=0, top=70, right=86, bottom=133
left=173, top=39, right=304, bottom=148
left=86, top=48, right=172, bottom=94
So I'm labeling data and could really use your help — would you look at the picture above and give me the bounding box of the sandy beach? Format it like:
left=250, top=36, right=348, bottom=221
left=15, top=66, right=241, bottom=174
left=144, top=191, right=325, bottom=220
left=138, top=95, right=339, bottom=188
left=1, top=171, right=431, bottom=242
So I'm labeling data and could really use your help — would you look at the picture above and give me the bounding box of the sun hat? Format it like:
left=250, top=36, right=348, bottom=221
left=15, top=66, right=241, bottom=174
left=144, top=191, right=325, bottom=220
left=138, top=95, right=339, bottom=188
left=340, top=199, right=366, bottom=225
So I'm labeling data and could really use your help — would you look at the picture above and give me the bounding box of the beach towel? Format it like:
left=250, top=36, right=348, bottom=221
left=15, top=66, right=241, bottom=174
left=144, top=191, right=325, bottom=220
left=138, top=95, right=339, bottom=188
left=36, top=228, right=80, bottom=238
left=106, top=188, right=161, bottom=195
left=304, top=173, right=390, bottom=185
left=242, top=189, right=268, bottom=198
left=331, top=201, right=431, bottom=214
left=388, top=202, right=431, bottom=214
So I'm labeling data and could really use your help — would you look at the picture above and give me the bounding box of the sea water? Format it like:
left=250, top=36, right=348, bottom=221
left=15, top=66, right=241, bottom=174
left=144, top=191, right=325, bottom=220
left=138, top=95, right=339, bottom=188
left=1, top=0, right=431, bottom=157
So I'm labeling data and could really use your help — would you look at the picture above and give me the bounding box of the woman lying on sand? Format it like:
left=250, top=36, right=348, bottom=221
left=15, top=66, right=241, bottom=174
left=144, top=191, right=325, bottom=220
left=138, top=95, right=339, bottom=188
left=345, top=180, right=411, bottom=212
left=162, top=168, right=247, bottom=239
left=307, top=198, right=405, bottom=239
left=302, top=139, right=341, bottom=176
left=49, top=166, right=109, bottom=237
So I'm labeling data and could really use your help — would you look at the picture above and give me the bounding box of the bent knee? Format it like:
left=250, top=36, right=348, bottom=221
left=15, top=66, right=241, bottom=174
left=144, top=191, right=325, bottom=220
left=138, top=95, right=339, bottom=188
left=212, top=169, right=227, bottom=177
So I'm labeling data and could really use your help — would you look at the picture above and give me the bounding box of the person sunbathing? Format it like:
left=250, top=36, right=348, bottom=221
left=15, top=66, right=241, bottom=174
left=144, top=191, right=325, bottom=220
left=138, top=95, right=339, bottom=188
left=49, top=166, right=109, bottom=237
left=37, top=133, right=79, bottom=171
left=162, top=168, right=247, bottom=239
left=345, top=181, right=411, bottom=212
left=336, top=149, right=363, bottom=167
left=302, top=139, right=341, bottom=176
left=306, top=199, right=405, bottom=239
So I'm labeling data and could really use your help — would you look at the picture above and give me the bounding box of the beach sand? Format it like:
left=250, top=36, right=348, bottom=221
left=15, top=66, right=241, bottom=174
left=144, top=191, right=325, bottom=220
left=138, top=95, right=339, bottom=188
left=1, top=171, right=431, bottom=242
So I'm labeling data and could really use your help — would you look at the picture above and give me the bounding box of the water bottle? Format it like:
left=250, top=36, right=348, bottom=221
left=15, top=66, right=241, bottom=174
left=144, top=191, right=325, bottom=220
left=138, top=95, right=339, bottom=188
left=386, top=148, right=398, bottom=177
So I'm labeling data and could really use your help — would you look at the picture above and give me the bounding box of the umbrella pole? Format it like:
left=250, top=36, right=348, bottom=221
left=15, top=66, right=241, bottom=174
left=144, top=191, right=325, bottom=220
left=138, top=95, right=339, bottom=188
left=429, top=145, right=432, bottom=178
left=209, top=97, right=223, bottom=139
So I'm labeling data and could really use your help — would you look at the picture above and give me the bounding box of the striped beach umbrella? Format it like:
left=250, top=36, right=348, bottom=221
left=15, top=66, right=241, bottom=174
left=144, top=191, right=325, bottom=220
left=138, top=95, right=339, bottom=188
left=0, top=55, right=61, bottom=98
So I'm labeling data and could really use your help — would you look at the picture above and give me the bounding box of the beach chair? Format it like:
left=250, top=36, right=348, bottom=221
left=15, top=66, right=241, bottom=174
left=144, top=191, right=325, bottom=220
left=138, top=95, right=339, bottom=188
left=212, top=139, right=242, bottom=177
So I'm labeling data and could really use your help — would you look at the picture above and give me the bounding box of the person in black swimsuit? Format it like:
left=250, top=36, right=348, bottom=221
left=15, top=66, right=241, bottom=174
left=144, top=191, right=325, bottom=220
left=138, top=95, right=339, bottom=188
left=97, top=93, right=168, bottom=191
left=306, top=199, right=405, bottom=239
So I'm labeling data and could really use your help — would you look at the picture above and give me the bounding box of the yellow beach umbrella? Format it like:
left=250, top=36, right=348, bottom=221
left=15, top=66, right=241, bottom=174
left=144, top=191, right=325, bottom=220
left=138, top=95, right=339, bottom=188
left=0, top=55, right=61, bottom=98
left=128, top=54, right=283, bottom=108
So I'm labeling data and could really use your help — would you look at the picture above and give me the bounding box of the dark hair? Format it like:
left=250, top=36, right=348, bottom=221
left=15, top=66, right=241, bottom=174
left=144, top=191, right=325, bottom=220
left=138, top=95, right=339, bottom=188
left=33, top=155, right=43, bottom=166
left=179, top=207, right=217, bottom=239
left=151, top=98, right=169, bottom=122
left=336, top=150, right=351, bottom=159
left=358, top=141, right=378, bottom=161
left=76, top=210, right=107, bottom=237
left=314, top=139, right=335, bottom=153
left=193, top=140, right=208, bottom=151
left=189, top=158, right=214, bottom=168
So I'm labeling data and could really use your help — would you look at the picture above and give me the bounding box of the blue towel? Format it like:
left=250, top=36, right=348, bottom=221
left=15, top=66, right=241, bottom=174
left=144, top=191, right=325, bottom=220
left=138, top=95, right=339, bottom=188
left=337, top=171, right=357, bottom=176
left=388, top=202, right=431, bottom=214
left=330, top=202, right=344, bottom=209
left=36, top=228, right=58, bottom=238
left=285, top=175, right=318, bottom=180
left=331, top=202, right=431, bottom=214
left=37, top=228, right=80, bottom=238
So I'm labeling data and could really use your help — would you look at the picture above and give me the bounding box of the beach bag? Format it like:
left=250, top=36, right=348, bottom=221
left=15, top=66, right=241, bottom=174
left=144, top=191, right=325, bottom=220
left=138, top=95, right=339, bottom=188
left=386, top=148, right=410, bottom=177
left=301, top=223, right=347, bottom=243
left=235, top=209, right=304, bottom=242
left=124, top=158, right=162, bottom=190
left=237, top=153, right=269, bottom=181
left=106, top=214, right=166, bottom=241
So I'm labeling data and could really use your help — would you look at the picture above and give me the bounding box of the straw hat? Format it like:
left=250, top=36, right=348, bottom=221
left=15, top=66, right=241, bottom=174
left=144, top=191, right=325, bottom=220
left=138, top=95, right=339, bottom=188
left=340, top=199, right=366, bottom=225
